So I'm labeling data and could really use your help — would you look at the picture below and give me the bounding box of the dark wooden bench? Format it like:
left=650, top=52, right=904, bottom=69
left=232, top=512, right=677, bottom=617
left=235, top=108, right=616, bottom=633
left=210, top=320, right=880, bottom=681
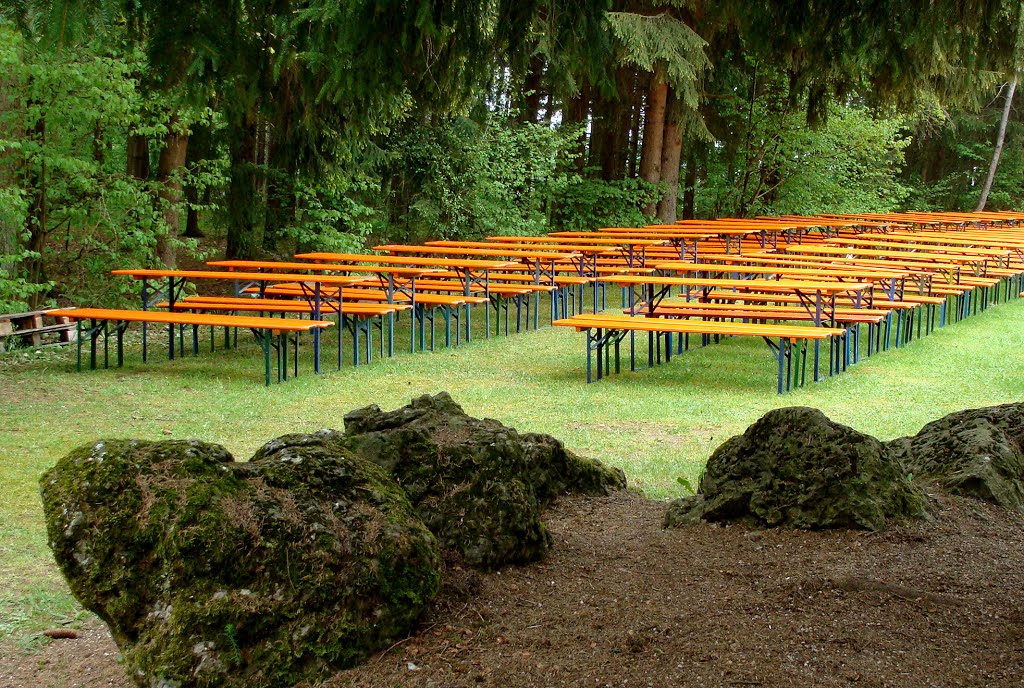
left=0, top=309, right=77, bottom=353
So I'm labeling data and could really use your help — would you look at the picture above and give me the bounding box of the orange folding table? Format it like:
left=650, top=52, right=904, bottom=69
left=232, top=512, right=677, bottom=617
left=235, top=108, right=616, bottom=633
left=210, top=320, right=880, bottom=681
left=112, top=267, right=369, bottom=374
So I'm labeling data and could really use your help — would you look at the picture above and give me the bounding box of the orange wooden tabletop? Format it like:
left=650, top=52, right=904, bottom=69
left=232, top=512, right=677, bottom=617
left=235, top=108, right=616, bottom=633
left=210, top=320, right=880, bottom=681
left=292, top=252, right=517, bottom=269
left=485, top=235, right=667, bottom=246
left=425, top=240, right=617, bottom=254
left=821, top=238, right=1013, bottom=257
left=782, top=245, right=1008, bottom=263
left=689, top=254, right=912, bottom=278
left=553, top=314, right=845, bottom=339
left=51, top=307, right=334, bottom=331
left=111, top=268, right=371, bottom=286
left=653, top=261, right=907, bottom=281
left=374, top=244, right=576, bottom=260
left=597, top=274, right=874, bottom=293
left=205, top=260, right=440, bottom=278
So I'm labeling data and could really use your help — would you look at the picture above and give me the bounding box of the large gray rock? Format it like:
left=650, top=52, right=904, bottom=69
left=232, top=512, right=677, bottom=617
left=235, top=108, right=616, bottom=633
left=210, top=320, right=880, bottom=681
left=343, top=392, right=626, bottom=569
left=41, top=435, right=440, bottom=688
left=665, top=407, right=928, bottom=530
left=886, top=403, right=1024, bottom=511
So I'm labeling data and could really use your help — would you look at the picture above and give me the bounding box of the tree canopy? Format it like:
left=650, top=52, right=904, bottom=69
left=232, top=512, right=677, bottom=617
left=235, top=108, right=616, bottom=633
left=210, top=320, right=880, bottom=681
left=0, top=0, right=1021, bottom=308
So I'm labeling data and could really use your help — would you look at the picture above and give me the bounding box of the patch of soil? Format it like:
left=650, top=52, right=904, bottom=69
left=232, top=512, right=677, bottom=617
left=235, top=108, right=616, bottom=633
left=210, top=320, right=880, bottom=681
left=0, top=623, right=126, bottom=688
left=5, top=491, right=1024, bottom=687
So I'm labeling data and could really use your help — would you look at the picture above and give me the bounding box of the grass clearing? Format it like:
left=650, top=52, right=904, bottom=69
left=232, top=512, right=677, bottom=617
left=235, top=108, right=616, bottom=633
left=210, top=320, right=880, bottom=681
left=3, top=293, right=1024, bottom=638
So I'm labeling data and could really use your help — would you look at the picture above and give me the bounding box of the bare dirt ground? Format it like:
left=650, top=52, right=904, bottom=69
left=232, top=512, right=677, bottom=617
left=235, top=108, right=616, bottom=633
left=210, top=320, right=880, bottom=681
left=4, top=490, right=1024, bottom=688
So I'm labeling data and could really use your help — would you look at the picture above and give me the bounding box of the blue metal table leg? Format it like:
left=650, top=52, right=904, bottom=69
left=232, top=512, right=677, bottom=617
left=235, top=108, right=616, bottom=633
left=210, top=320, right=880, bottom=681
left=777, top=337, right=785, bottom=395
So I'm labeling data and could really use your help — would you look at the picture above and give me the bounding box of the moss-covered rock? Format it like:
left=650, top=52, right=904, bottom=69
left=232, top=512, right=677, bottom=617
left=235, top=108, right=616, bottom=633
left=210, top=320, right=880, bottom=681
left=886, top=403, right=1024, bottom=511
left=40, top=435, right=440, bottom=688
left=343, top=392, right=626, bottom=569
left=665, top=407, right=928, bottom=530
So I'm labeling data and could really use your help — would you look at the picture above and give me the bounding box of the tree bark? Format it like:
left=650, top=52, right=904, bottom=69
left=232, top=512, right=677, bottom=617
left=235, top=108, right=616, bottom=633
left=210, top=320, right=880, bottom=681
left=593, top=67, right=637, bottom=181
left=627, top=71, right=642, bottom=179
left=0, top=64, right=18, bottom=273
left=657, top=90, right=683, bottom=223
left=976, top=72, right=1018, bottom=211
left=639, top=69, right=668, bottom=216
left=682, top=150, right=697, bottom=220
left=154, top=123, right=189, bottom=268
left=93, top=121, right=105, bottom=164
left=563, top=82, right=591, bottom=174
left=226, top=111, right=263, bottom=259
left=184, top=184, right=203, bottom=239
left=127, top=134, right=150, bottom=180
left=518, top=54, right=545, bottom=124
left=23, top=107, right=48, bottom=307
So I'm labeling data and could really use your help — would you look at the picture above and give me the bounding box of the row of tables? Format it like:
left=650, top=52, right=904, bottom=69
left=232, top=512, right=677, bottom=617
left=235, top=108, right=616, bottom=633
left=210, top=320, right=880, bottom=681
left=547, top=210, right=1024, bottom=389
left=89, top=209, right=1024, bottom=386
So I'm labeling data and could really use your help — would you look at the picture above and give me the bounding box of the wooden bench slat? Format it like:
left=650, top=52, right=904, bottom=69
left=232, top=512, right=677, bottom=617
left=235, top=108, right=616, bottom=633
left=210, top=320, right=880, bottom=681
left=51, top=308, right=333, bottom=332
left=166, top=296, right=410, bottom=316
left=553, top=314, right=844, bottom=340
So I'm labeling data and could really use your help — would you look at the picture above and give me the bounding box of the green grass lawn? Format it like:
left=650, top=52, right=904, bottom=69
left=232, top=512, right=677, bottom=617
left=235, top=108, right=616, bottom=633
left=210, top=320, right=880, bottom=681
left=3, top=292, right=1024, bottom=639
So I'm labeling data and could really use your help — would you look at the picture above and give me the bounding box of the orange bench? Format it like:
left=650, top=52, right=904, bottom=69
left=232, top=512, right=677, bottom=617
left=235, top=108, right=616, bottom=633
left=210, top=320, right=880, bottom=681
left=553, top=313, right=845, bottom=393
left=160, top=296, right=410, bottom=367
left=647, top=301, right=891, bottom=363
left=51, top=308, right=333, bottom=385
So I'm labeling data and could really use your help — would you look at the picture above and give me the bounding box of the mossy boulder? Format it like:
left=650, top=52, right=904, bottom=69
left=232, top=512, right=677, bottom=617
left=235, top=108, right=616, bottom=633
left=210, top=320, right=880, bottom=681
left=665, top=407, right=928, bottom=530
left=40, top=435, right=441, bottom=688
left=885, top=403, right=1024, bottom=511
left=342, top=392, right=626, bottom=569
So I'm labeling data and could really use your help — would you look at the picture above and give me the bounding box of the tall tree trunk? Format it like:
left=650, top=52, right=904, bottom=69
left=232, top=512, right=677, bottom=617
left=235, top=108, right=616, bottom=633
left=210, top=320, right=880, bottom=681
left=639, top=68, right=668, bottom=216
left=737, top=62, right=760, bottom=217
left=154, top=123, right=189, bottom=268
left=0, top=64, right=18, bottom=274
left=657, top=90, right=683, bottom=223
left=627, top=71, right=642, bottom=179
left=24, top=109, right=48, bottom=307
left=518, top=54, right=545, bottom=124
left=594, top=67, right=636, bottom=181
left=127, top=133, right=150, bottom=180
left=182, top=123, right=215, bottom=239
left=227, top=112, right=263, bottom=259
left=263, top=174, right=287, bottom=254
left=976, top=72, right=1018, bottom=211
left=93, top=121, right=105, bottom=164
left=563, top=83, right=591, bottom=174
left=184, top=185, right=204, bottom=239
left=682, top=150, right=697, bottom=220
left=918, top=140, right=935, bottom=185
left=588, top=101, right=609, bottom=176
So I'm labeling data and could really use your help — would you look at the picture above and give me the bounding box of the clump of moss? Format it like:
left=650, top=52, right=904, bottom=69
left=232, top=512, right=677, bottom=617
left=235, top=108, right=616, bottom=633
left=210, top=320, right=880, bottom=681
left=41, top=394, right=630, bottom=682
left=41, top=435, right=440, bottom=688
left=665, top=407, right=928, bottom=530
left=886, top=402, right=1024, bottom=511
left=343, top=392, right=626, bottom=569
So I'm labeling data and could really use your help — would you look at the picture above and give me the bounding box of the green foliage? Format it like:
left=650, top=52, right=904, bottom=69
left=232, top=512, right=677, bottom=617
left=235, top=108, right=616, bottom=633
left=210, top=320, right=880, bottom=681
left=903, top=89, right=1024, bottom=212
left=380, top=118, right=659, bottom=242
left=605, top=10, right=709, bottom=98
left=0, top=175, right=46, bottom=312
left=264, top=167, right=376, bottom=254
left=0, top=20, right=224, bottom=306
left=383, top=118, right=571, bottom=242
left=767, top=106, right=912, bottom=215
left=697, top=64, right=912, bottom=217
left=724, top=0, right=1024, bottom=117
left=549, top=175, right=660, bottom=232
